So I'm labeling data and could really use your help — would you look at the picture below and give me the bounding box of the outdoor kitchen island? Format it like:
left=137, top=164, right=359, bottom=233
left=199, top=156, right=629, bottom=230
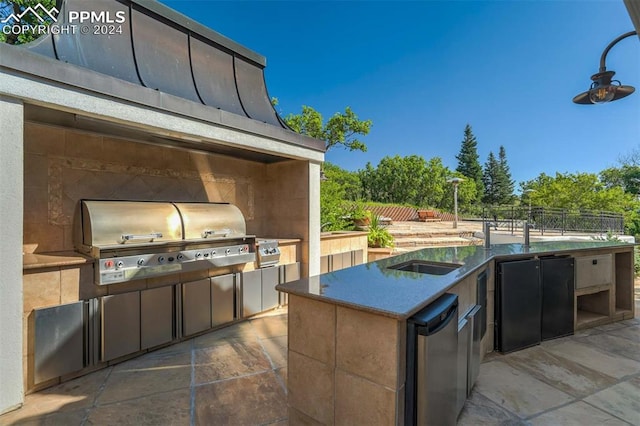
left=276, top=240, right=636, bottom=425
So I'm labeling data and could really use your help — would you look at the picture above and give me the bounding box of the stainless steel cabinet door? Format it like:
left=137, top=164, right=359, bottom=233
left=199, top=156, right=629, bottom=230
left=34, top=301, right=85, bottom=384
left=141, top=286, right=174, bottom=349
left=353, top=249, right=364, bottom=266
left=261, top=266, right=279, bottom=311
left=331, top=253, right=343, bottom=271
left=212, top=274, right=235, bottom=326
left=242, top=269, right=262, bottom=317
left=320, top=255, right=330, bottom=273
left=101, top=292, right=141, bottom=361
left=182, top=279, right=211, bottom=336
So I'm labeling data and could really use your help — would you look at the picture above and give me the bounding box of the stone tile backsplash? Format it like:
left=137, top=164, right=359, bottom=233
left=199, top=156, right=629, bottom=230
left=24, top=123, right=267, bottom=253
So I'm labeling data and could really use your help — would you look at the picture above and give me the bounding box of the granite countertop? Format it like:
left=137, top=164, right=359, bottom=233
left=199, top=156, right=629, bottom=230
left=23, top=251, right=93, bottom=270
left=276, top=241, right=634, bottom=320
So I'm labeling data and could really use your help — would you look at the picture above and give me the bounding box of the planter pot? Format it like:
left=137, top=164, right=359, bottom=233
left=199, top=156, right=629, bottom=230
left=354, top=217, right=370, bottom=227
left=368, top=247, right=394, bottom=261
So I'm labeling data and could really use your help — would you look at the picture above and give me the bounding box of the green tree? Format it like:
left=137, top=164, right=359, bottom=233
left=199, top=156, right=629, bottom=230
left=319, top=165, right=351, bottom=232
left=358, top=155, right=447, bottom=207
left=357, top=154, right=479, bottom=212
left=322, top=162, right=361, bottom=201
left=600, top=165, right=640, bottom=196
left=284, top=105, right=372, bottom=152
left=520, top=172, right=640, bottom=212
left=369, top=155, right=430, bottom=205
left=497, top=145, right=515, bottom=203
left=482, top=152, right=501, bottom=204
left=1, top=0, right=58, bottom=45
left=455, top=124, right=484, bottom=200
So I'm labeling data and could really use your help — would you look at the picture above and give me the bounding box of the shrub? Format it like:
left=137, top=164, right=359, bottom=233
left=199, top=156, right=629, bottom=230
left=367, top=214, right=394, bottom=248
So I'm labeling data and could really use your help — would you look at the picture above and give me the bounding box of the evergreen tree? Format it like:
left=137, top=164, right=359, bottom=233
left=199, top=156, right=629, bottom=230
left=497, top=145, right=515, bottom=203
left=482, top=152, right=500, bottom=205
left=455, top=124, right=484, bottom=199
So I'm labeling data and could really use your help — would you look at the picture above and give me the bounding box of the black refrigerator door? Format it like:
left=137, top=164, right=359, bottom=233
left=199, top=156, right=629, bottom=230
left=541, top=257, right=575, bottom=340
left=497, top=259, right=541, bottom=353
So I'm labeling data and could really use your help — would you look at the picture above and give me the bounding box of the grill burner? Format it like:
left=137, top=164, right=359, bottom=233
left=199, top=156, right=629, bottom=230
left=256, top=240, right=281, bottom=268
left=75, top=200, right=256, bottom=285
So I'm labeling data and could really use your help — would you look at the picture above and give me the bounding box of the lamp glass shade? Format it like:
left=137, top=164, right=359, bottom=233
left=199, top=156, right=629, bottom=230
left=589, top=84, right=617, bottom=104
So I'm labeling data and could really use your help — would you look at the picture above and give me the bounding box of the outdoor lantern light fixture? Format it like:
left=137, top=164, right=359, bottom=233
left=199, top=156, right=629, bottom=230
left=573, top=30, right=637, bottom=105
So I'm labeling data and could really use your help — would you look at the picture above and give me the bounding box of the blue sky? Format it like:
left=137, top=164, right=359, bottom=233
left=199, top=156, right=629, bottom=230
left=163, top=0, right=639, bottom=189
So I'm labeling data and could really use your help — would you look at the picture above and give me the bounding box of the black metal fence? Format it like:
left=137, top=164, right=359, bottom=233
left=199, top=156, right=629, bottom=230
left=481, top=206, right=624, bottom=235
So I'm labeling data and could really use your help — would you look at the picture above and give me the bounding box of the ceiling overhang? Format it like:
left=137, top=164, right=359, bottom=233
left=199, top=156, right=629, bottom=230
left=0, top=0, right=325, bottom=159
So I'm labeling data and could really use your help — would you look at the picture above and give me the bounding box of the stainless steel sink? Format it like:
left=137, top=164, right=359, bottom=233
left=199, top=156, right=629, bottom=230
left=389, top=260, right=462, bottom=276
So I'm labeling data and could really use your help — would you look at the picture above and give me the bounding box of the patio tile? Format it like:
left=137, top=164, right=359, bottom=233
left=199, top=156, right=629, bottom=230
left=457, top=389, right=524, bottom=426
left=193, top=338, right=271, bottom=384
left=250, top=314, right=288, bottom=339
left=87, top=388, right=191, bottom=425
left=584, top=377, right=640, bottom=425
left=592, top=322, right=629, bottom=332
left=260, top=335, right=288, bottom=369
left=275, top=367, right=287, bottom=392
left=0, top=367, right=110, bottom=423
left=96, top=351, right=192, bottom=405
left=541, top=339, right=640, bottom=379
left=608, top=324, right=640, bottom=343
left=193, top=320, right=256, bottom=349
left=144, top=338, right=192, bottom=357
left=571, top=327, right=605, bottom=338
left=0, top=409, right=87, bottom=426
left=474, top=360, right=574, bottom=418
left=499, top=346, right=617, bottom=397
left=194, top=370, right=287, bottom=425
left=529, top=401, right=628, bottom=425
left=574, top=333, right=640, bottom=362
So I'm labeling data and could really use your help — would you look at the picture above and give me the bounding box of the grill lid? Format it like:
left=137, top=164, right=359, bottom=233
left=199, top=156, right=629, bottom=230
left=174, top=202, right=246, bottom=240
left=76, top=200, right=250, bottom=253
left=79, top=200, right=182, bottom=248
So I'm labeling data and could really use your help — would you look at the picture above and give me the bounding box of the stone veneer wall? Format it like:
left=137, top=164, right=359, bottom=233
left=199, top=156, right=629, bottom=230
left=23, top=122, right=279, bottom=253
left=287, top=295, right=406, bottom=425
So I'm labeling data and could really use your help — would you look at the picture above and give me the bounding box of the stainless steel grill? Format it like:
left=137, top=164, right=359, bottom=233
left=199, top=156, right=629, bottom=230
left=75, top=200, right=256, bottom=285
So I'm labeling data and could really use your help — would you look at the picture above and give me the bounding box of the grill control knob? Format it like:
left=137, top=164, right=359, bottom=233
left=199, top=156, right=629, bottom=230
left=225, top=248, right=231, bottom=255
left=158, top=256, right=165, bottom=263
left=211, top=250, right=216, bottom=256
left=137, top=258, right=145, bottom=266
left=177, top=254, right=184, bottom=261
left=116, top=261, right=124, bottom=269
left=195, top=252, right=202, bottom=259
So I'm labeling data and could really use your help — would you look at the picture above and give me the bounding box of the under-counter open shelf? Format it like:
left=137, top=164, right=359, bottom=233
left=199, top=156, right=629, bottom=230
left=573, top=248, right=636, bottom=330
left=575, top=289, right=611, bottom=330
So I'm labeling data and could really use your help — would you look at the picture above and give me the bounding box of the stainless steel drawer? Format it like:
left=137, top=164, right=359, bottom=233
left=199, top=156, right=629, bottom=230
left=575, top=254, right=612, bottom=289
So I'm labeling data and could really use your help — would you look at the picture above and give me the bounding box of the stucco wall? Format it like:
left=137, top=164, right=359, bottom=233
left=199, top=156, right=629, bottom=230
left=0, top=97, right=24, bottom=414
